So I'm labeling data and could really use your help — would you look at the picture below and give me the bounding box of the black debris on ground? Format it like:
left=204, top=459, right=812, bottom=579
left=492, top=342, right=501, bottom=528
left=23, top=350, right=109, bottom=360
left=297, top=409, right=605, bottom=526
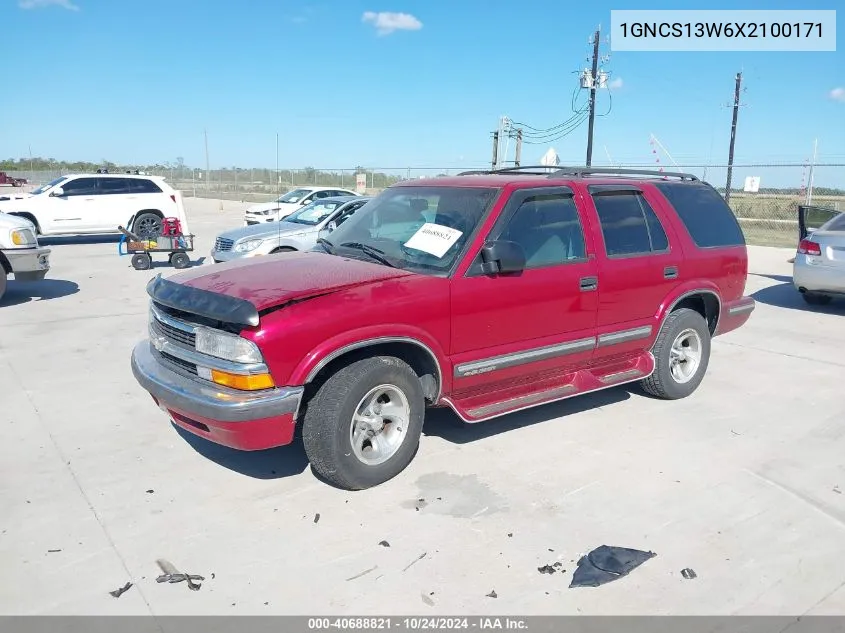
left=415, top=498, right=428, bottom=512
left=346, top=566, right=378, bottom=582
left=538, top=565, right=558, bottom=575
left=570, top=545, right=656, bottom=588
left=47, top=549, right=61, bottom=553
left=421, top=593, right=435, bottom=607
left=403, top=552, right=427, bottom=572
left=109, top=582, right=133, bottom=598
left=378, top=540, right=390, bottom=547
left=211, top=573, right=215, bottom=579
left=264, top=602, right=269, bottom=606
left=548, top=548, right=554, bottom=552
left=834, top=486, right=842, bottom=494
left=507, top=533, right=513, bottom=538
left=436, top=497, right=442, bottom=501
left=314, top=513, right=321, bottom=524
left=681, top=568, right=698, bottom=580
left=145, top=489, right=154, bottom=494
left=486, top=590, right=498, bottom=599
left=553, top=562, right=564, bottom=570
left=155, top=558, right=205, bottom=591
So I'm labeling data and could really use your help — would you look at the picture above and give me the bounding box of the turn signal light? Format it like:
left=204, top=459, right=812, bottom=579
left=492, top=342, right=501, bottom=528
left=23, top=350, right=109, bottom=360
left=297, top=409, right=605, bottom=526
left=210, top=370, right=275, bottom=391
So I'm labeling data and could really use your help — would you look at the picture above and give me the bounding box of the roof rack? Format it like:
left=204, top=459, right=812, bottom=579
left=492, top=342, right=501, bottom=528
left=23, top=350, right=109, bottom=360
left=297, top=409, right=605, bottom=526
left=548, top=167, right=699, bottom=181
left=457, top=165, right=561, bottom=176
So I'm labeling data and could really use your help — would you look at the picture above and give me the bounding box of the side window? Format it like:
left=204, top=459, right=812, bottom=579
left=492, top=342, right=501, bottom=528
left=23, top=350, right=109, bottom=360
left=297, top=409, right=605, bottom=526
left=499, top=193, right=587, bottom=268
left=61, top=177, right=98, bottom=197
left=312, top=191, right=331, bottom=200
left=654, top=183, right=744, bottom=248
left=129, top=179, right=163, bottom=194
left=592, top=192, right=669, bottom=257
left=98, top=178, right=131, bottom=195
left=334, top=202, right=363, bottom=226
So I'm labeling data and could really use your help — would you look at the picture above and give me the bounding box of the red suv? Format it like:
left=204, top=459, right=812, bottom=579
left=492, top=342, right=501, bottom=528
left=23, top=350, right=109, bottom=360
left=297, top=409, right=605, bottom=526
left=131, top=167, right=755, bottom=490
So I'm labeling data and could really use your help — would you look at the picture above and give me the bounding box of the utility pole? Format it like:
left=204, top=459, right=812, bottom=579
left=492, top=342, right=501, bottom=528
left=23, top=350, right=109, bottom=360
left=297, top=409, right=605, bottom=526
left=491, top=130, right=500, bottom=170
left=585, top=27, right=601, bottom=167
left=724, top=72, right=742, bottom=204
left=807, top=138, right=818, bottom=205
left=514, top=129, right=523, bottom=167
left=204, top=128, right=210, bottom=192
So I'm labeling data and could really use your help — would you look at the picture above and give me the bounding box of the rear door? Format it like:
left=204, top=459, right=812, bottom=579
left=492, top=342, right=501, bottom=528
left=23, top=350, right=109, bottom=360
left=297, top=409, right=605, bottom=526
left=580, top=184, right=682, bottom=362
left=450, top=186, right=599, bottom=393
left=95, top=177, right=133, bottom=231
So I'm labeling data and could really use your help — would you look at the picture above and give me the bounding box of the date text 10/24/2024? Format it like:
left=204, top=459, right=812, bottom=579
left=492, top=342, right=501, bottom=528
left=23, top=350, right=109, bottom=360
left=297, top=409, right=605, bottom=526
left=308, top=617, right=529, bottom=630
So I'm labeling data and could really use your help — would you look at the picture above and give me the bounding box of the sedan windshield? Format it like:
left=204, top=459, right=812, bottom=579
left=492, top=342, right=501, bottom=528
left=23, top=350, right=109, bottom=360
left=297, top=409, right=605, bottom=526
left=276, top=188, right=312, bottom=204
left=285, top=200, right=343, bottom=225
left=322, top=186, right=499, bottom=274
left=31, top=176, right=67, bottom=195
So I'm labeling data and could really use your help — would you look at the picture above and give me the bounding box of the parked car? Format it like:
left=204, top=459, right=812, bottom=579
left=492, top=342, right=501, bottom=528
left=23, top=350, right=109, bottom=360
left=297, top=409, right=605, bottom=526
left=0, top=173, right=190, bottom=238
left=793, top=204, right=845, bottom=305
left=244, top=186, right=361, bottom=225
left=212, top=196, right=371, bottom=263
left=0, top=212, right=51, bottom=302
left=131, top=166, right=755, bottom=490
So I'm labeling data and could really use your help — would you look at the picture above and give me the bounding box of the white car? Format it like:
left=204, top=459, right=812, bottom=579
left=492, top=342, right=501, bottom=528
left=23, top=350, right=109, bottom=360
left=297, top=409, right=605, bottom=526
left=0, top=173, right=190, bottom=238
left=0, top=212, right=51, bottom=302
left=244, top=186, right=360, bottom=225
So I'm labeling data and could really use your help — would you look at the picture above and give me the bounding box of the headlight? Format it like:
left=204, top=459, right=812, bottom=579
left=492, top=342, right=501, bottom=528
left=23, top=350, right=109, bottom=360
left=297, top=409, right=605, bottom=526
left=195, top=326, right=264, bottom=364
left=234, top=239, right=263, bottom=252
left=10, top=228, right=36, bottom=246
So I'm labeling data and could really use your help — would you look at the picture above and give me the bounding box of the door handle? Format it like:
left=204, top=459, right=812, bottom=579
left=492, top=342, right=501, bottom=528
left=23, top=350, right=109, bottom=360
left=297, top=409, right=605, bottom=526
left=664, top=266, right=679, bottom=279
left=580, top=276, right=598, bottom=292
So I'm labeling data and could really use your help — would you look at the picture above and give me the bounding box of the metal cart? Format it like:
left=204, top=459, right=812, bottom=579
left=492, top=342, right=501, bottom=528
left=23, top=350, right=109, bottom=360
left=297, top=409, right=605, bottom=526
left=118, top=226, right=195, bottom=270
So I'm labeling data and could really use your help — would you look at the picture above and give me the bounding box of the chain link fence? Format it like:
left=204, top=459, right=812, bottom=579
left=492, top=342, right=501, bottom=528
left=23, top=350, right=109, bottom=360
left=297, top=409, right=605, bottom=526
left=5, top=163, right=843, bottom=248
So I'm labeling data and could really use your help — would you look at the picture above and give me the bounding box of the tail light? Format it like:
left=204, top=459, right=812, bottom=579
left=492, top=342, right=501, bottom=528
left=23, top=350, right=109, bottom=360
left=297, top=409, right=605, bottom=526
left=798, top=239, right=821, bottom=256
left=170, top=194, right=176, bottom=203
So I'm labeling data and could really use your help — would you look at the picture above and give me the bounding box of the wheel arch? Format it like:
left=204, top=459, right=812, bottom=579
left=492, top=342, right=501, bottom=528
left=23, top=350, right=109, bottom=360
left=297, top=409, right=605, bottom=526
left=658, top=287, right=722, bottom=336
left=8, top=212, right=41, bottom=234
left=0, top=250, right=11, bottom=275
left=300, top=336, right=445, bottom=404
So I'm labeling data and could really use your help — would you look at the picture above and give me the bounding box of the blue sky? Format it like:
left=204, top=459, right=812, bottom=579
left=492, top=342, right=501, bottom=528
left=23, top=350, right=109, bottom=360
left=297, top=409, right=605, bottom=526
left=3, top=0, right=843, bottom=176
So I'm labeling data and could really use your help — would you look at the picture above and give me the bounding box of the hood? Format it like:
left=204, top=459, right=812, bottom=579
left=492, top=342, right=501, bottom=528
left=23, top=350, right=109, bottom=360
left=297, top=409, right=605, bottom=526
left=218, top=220, right=314, bottom=242
left=169, top=251, right=414, bottom=312
left=247, top=201, right=298, bottom=214
left=0, top=212, right=36, bottom=231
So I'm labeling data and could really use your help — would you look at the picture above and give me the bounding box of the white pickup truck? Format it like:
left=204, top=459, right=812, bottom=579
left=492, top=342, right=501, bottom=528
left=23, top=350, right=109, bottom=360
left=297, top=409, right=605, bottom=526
left=0, top=212, right=51, bottom=302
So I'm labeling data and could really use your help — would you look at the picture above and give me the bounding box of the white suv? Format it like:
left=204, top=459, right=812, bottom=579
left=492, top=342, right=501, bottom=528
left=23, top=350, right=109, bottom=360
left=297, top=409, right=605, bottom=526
left=0, top=173, right=190, bottom=237
left=244, top=186, right=360, bottom=225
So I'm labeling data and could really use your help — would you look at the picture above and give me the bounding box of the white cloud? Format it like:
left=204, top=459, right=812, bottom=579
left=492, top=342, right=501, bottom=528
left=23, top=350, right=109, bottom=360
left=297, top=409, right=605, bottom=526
left=19, top=0, right=79, bottom=9
left=830, top=87, right=845, bottom=102
left=362, top=11, right=422, bottom=35
left=608, top=77, right=623, bottom=90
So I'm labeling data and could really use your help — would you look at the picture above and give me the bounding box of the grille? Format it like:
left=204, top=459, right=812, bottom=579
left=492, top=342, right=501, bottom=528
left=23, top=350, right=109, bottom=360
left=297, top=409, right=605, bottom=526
left=215, top=237, right=234, bottom=252
left=160, top=351, right=198, bottom=375
left=151, top=316, right=196, bottom=348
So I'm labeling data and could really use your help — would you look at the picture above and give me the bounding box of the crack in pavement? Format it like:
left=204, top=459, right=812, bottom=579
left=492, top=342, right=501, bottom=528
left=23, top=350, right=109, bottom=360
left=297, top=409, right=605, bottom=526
left=716, top=340, right=845, bottom=368
left=4, top=357, right=158, bottom=618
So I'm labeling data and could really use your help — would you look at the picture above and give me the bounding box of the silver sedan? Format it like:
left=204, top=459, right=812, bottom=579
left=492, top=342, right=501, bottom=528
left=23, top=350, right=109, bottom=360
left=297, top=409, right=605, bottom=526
left=793, top=208, right=845, bottom=305
left=211, top=196, right=371, bottom=263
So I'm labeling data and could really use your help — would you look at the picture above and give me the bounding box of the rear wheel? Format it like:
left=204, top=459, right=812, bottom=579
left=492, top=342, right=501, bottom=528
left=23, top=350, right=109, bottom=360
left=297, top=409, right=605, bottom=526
left=640, top=308, right=711, bottom=400
left=802, top=292, right=832, bottom=305
left=170, top=252, right=191, bottom=269
left=131, top=253, right=152, bottom=270
left=302, top=356, right=425, bottom=490
left=133, top=213, right=162, bottom=238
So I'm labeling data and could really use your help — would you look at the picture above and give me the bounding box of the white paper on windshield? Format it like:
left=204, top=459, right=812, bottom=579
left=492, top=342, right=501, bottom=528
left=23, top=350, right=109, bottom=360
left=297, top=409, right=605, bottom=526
left=403, top=223, right=463, bottom=258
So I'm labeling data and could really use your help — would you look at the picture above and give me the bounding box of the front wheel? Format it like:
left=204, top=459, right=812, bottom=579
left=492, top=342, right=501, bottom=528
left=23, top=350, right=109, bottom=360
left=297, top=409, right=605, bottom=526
left=802, top=292, right=832, bottom=306
left=640, top=308, right=711, bottom=400
left=170, top=252, right=191, bottom=269
left=302, top=356, right=425, bottom=490
left=131, top=253, right=152, bottom=270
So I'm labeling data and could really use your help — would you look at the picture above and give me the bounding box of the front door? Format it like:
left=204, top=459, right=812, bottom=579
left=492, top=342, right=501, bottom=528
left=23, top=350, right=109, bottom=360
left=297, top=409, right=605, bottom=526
left=450, top=186, right=599, bottom=394
left=44, top=176, right=100, bottom=233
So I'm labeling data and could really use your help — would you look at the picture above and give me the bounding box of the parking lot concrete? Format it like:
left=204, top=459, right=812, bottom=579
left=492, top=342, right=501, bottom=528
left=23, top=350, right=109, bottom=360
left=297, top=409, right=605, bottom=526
left=2, top=197, right=844, bottom=616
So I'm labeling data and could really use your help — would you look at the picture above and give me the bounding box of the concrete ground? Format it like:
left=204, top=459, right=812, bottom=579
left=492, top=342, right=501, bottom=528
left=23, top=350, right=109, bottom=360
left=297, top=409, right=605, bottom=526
left=1, top=197, right=844, bottom=616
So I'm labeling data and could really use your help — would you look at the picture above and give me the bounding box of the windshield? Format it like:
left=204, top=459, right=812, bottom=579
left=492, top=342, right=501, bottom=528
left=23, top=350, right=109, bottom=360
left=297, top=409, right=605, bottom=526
left=276, top=188, right=312, bottom=204
left=31, top=176, right=67, bottom=195
left=323, top=186, right=499, bottom=274
left=285, top=200, right=343, bottom=225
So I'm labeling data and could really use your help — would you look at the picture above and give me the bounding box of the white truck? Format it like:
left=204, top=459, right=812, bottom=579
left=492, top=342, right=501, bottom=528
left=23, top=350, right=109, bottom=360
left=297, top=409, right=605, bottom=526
left=0, top=212, right=51, bottom=302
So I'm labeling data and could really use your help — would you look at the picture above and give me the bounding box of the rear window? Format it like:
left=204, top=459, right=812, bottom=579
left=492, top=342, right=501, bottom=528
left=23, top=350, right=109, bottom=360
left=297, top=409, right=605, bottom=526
left=130, top=179, right=163, bottom=194
left=655, top=183, right=745, bottom=248
left=822, top=213, right=845, bottom=232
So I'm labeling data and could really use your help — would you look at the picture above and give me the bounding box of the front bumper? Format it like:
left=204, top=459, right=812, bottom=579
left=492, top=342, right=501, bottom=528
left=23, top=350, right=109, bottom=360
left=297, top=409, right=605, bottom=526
left=131, top=340, right=303, bottom=450
left=4, top=246, right=51, bottom=281
left=210, top=245, right=270, bottom=263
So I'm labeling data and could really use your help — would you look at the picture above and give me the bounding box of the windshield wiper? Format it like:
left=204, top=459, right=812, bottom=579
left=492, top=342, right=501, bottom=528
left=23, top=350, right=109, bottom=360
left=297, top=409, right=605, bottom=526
left=338, top=242, right=397, bottom=268
left=316, top=237, right=335, bottom=254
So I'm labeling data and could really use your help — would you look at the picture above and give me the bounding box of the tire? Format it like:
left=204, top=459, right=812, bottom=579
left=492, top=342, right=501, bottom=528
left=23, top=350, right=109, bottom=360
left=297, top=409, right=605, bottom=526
left=170, top=252, right=191, bottom=269
left=133, top=212, right=162, bottom=238
left=131, top=253, right=152, bottom=270
left=302, top=356, right=425, bottom=490
left=802, top=292, right=832, bottom=306
left=640, top=308, right=711, bottom=400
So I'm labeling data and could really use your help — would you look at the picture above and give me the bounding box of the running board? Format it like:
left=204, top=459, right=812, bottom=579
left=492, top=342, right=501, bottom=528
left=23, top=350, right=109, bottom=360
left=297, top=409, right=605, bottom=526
left=443, top=352, right=654, bottom=423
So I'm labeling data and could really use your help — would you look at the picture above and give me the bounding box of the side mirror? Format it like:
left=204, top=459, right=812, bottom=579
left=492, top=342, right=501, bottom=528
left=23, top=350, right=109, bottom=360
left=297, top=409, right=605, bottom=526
left=317, top=226, right=332, bottom=241
left=50, top=186, right=65, bottom=197
left=479, top=240, right=526, bottom=274
left=301, top=198, right=311, bottom=205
